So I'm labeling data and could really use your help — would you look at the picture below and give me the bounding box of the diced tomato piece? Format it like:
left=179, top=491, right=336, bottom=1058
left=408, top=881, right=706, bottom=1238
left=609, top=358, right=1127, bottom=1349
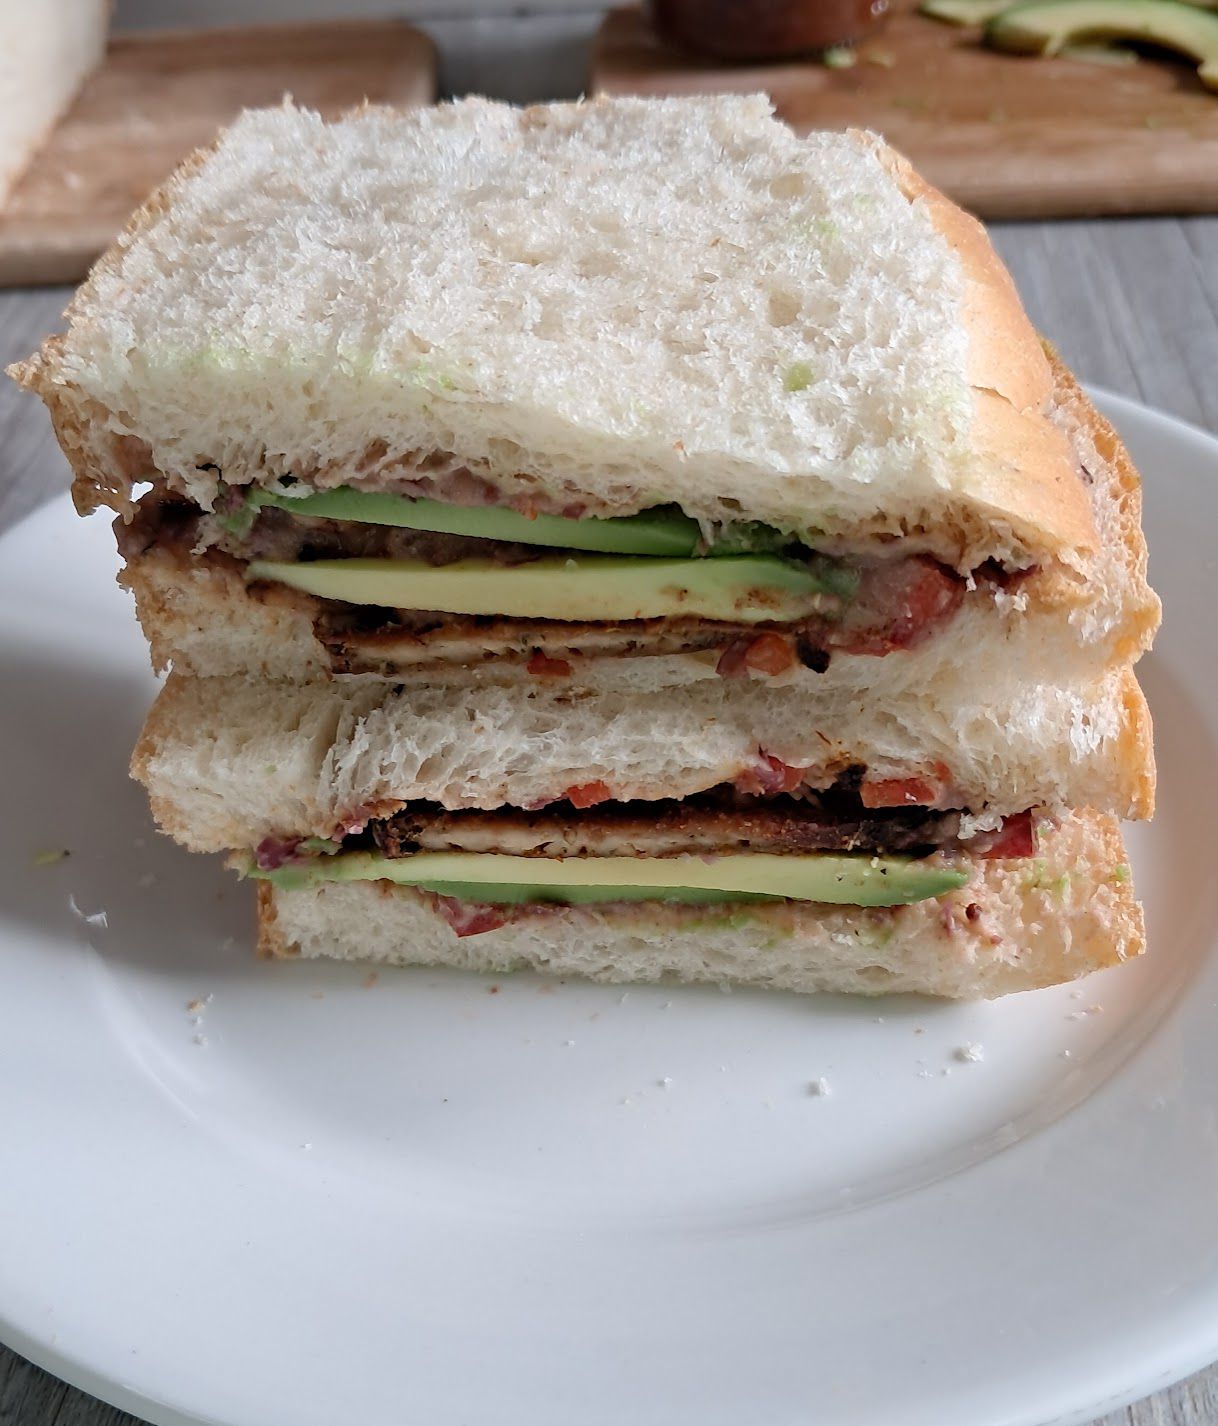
left=431, top=894, right=508, bottom=938
left=860, top=761, right=951, bottom=809
left=715, top=640, right=751, bottom=678
left=860, top=776, right=939, bottom=809
left=565, top=781, right=613, bottom=808
left=734, top=752, right=805, bottom=796
left=744, top=632, right=796, bottom=677
left=837, top=557, right=965, bottom=656
left=972, top=811, right=1037, bottom=859
left=254, top=835, right=303, bottom=871
left=717, top=634, right=797, bottom=679
left=893, top=561, right=962, bottom=641
left=527, top=650, right=573, bottom=678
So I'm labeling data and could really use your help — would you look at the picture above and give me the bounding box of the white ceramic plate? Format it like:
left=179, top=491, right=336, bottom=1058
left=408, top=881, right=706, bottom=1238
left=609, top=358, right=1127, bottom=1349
left=0, top=390, right=1214, bottom=1426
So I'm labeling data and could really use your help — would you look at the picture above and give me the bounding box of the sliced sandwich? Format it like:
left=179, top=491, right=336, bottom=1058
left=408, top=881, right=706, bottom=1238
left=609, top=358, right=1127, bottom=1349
left=12, top=99, right=1156, bottom=697
left=11, top=96, right=1158, bottom=998
left=133, top=670, right=1145, bottom=998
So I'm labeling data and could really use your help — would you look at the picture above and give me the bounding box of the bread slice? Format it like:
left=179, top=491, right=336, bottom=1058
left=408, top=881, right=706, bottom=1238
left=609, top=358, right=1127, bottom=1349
left=130, top=660, right=1153, bottom=857
left=0, top=1, right=108, bottom=207
left=13, top=96, right=1096, bottom=574
left=256, top=810, right=1143, bottom=1000
left=114, top=349, right=1160, bottom=686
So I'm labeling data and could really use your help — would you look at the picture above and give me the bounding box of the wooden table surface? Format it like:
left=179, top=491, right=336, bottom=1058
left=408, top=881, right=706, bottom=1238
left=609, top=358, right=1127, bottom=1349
left=3, top=18, right=1218, bottom=1426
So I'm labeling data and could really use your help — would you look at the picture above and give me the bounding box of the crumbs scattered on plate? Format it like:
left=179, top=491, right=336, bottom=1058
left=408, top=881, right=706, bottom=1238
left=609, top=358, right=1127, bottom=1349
left=68, top=893, right=107, bottom=929
left=187, top=994, right=214, bottom=1046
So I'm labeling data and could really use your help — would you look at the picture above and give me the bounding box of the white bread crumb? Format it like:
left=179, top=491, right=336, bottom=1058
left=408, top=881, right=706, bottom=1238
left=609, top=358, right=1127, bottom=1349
left=68, top=894, right=108, bottom=929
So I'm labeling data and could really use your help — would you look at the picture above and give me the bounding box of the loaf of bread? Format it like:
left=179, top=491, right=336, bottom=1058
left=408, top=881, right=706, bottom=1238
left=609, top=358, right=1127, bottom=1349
left=0, top=0, right=108, bottom=207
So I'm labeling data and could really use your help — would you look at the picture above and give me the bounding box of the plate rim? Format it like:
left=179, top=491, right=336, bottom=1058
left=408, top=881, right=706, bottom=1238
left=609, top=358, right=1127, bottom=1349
left=0, top=385, right=1214, bottom=1426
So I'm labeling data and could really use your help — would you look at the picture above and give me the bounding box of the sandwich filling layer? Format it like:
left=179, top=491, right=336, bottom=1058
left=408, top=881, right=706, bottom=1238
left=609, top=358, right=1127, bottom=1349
left=248, top=847, right=970, bottom=907
left=119, top=487, right=1036, bottom=673
left=258, top=810, right=1142, bottom=1000
left=245, top=784, right=1042, bottom=935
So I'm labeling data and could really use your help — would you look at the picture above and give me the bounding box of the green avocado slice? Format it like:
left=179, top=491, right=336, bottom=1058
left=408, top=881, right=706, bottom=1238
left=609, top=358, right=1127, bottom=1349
left=248, top=849, right=968, bottom=907
left=403, top=882, right=766, bottom=905
left=245, top=553, right=857, bottom=622
left=920, top=0, right=1010, bottom=26
left=986, top=0, right=1218, bottom=87
left=250, top=487, right=704, bottom=557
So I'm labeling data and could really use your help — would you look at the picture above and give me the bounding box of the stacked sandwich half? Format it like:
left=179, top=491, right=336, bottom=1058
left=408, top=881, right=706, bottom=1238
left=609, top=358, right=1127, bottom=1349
left=13, top=97, right=1159, bottom=998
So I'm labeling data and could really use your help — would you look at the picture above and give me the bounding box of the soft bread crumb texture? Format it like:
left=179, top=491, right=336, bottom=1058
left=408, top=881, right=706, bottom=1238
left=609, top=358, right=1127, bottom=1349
left=131, top=663, right=1152, bottom=856
left=17, top=96, right=1089, bottom=569
left=258, top=810, right=1143, bottom=1000
left=117, top=354, right=1159, bottom=690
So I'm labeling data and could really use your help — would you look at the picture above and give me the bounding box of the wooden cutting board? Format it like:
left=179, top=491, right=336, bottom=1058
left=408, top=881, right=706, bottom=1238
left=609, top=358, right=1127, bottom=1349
left=593, top=4, right=1218, bottom=218
left=0, top=20, right=436, bottom=287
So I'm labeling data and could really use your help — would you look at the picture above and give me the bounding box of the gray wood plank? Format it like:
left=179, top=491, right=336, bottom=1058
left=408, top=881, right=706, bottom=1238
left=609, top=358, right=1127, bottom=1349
left=1, top=157, right=1217, bottom=1426
left=990, top=217, right=1218, bottom=432
left=0, top=1347, right=68, bottom=1424
left=0, top=287, right=73, bottom=531
left=0, top=1348, right=142, bottom=1426
left=49, top=1390, right=148, bottom=1426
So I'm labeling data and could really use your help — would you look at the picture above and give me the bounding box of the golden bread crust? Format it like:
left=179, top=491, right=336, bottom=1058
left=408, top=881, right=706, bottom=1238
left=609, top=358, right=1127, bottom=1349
left=255, top=882, right=296, bottom=959
left=1041, top=346, right=1160, bottom=651
left=8, top=140, right=220, bottom=515
left=1118, top=666, right=1156, bottom=820
left=873, top=138, right=1097, bottom=569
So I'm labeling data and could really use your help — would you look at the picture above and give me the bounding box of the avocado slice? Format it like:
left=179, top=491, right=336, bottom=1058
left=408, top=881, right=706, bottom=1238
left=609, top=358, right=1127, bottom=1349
left=245, top=553, right=856, bottom=622
left=920, top=0, right=1010, bottom=26
left=250, top=487, right=704, bottom=557
left=249, top=849, right=968, bottom=907
left=394, top=882, right=766, bottom=905
left=986, top=0, right=1218, bottom=88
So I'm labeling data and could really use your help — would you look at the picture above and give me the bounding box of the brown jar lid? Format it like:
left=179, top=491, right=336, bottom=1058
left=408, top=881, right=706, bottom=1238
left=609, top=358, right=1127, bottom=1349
left=650, top=0, right=890, bottom=62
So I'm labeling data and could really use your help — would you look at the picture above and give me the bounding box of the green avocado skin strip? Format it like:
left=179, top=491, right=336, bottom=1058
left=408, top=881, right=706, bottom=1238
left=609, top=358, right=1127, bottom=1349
left=251, top=486, right=703, bottom=556
left=248, top=850, right=967, bottom=907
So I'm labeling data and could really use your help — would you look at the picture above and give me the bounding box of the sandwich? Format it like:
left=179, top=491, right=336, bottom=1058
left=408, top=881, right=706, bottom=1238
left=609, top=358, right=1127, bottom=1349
left=130, top=670, right=1142, bottom=997
left=11, top=96, right=1159, bottom=998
